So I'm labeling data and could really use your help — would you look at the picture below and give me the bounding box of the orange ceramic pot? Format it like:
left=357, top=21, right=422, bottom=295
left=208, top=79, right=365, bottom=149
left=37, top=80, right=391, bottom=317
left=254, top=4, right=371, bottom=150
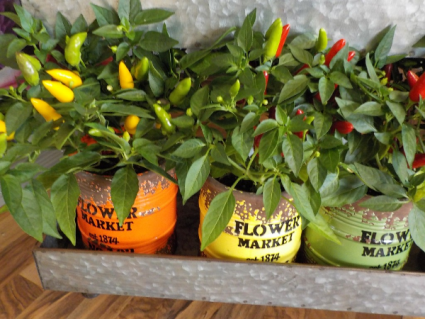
left=76, top=170, right=177, bottom=254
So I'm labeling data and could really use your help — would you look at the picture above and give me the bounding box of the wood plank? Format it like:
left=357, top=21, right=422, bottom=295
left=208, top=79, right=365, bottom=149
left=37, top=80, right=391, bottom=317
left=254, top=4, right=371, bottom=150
left=0, top=213, right=28, bottom=252
left=19, top=262, right=42, bottom=288
left=16, top=291, right=85, bottom=319
left=66, top=295, right=131, bottom=319
left=0, top=275, right=43, bottom=319
left=118, top=297, right=184, bottom=319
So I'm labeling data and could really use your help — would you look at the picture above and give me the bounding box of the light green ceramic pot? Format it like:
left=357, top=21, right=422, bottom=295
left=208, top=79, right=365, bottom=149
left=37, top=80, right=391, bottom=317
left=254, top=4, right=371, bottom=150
left=303, top=197, right=413, bottom=270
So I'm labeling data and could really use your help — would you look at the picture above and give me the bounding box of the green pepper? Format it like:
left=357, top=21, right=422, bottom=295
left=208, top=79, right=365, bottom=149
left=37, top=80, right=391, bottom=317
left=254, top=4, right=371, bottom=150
left=316, top=28, right=328, bottom=52
left=65, top=32, right=87, bottom=67
left=264, top=18, right=283, bottom=61
left=229, top=79, right=240, bottom=99
left=15, top=52, right=40, bottom=86
left=131, top=57, right=149, bottom=81
left=88, top=128, right=103, bottom=137
left=0, top=133, right=6, bottom=158
left=169, top=78, right=191, bottom=105
left=153, top=103, right=176, bottom=134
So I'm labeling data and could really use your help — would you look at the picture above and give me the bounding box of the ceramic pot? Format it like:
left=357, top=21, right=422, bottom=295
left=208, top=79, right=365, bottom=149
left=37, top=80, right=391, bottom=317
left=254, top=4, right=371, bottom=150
left=76, top=170, right=177, bottom=254
left=198, top=177, right=302, bottom=263
left=303, top=197, right=413, bottom=270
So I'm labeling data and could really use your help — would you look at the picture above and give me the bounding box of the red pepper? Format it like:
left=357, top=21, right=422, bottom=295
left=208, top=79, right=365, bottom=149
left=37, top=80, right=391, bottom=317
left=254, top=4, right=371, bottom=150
left=99, top=56, right=113, bottom=66
left=384, top=63, right=393, bottom=83
left=347, top=51, right=356, bottom=62
left=275, top=24, right=290, bottom=58
left=409, top=72, right=425, bottom=102
left=412, top=154, right=425, bottom=169
left=268, top=106, right=276, bottom=119
left=263, top=71, right=269, bottom=95
left=332, top=121, right=354, bottom=134
left=324, top=39, right=346, bottom=67
left=407, top=70, right=419, bottom=88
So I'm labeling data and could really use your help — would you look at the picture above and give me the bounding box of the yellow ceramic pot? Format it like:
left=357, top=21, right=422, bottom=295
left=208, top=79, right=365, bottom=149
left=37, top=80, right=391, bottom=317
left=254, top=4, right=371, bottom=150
left=199, top=177, right=302, bottom=263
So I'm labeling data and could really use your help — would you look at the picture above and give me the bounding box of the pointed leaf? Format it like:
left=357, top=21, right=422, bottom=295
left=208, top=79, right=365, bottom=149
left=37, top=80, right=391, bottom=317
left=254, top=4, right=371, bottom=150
left=402, top=124, right=416, bottom=168
left=51, top=174, right=80, bottom=245
left=282, top=134, right=303, bottom=176
left=111, top=166, right=139, bottom=225
left=307, top=158, right=327, bottom=192
left=201, top=189, right=235, bottom=251
left=183, top=154, right=210, bottom=204
left=409, top=205, right=425, bottom=252
left=263, top=177, right=281, bottom=220
left=172, top=139, right=206, bottom=158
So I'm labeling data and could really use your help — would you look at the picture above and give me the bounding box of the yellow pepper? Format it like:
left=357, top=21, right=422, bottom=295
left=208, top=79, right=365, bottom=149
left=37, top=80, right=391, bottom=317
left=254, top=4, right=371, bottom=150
left=0, top=120, right=14, bottom=141
left=42, top=80, right=74, bottom=103
left=46, top=69, right=82, bottom=88
left=119, top=61, right=134, bottom=89
left=124, top=115, right=140, bottom=134
left=30, top=98, right=62, bottom=123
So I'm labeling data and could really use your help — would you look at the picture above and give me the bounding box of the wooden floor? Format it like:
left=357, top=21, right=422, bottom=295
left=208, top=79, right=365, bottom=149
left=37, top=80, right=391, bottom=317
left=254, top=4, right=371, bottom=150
left=0, top=211, right=423, bottom=319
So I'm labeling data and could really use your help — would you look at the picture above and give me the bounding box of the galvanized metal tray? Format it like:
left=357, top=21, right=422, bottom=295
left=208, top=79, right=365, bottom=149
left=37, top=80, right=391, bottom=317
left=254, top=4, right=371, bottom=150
left=33, top=193, right=425, bottom=317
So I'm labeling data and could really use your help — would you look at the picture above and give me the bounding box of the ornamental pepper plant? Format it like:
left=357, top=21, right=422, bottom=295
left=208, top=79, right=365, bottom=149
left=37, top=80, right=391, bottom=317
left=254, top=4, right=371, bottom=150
left=0, top=0, right=200, bottom=245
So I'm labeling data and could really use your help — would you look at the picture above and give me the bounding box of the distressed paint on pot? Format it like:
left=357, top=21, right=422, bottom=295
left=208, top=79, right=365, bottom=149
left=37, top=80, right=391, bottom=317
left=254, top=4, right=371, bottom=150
left=199, top=177, right=302, bottom=263
left=76, top=170, right=178, bottom=254
left=303, top=197, right=413, bottom=270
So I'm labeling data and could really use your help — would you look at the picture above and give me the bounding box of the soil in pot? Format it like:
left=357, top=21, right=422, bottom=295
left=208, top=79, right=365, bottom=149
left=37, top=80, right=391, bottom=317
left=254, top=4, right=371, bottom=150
left=76, top=170, right=178, bottom=254
left=302, top=197, right=413, bottom=270
left=198, top=176, right=302, bottom=263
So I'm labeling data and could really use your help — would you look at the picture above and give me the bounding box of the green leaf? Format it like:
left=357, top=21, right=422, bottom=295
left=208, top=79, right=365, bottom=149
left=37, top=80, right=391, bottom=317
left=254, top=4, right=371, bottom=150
left=211, top=144, right=230, bottom=165
left=374, top=25, right=396, bottom=69
left=55, top=124, right=75, bottom=150
left=55, top=12, right=71, bottom=45
left=409, top=205, right=425, bottom=252
left=307, top=158, right=327, bottom=192
left=183, top=154, right=210, bottom=204
left=140, top=31, right=178, bottom=52
left=115, top=90, right=146, bottom=101
left=51, top=174, right=80, bottom=245
left=263, top=177, right=281, bottom=220
left=329, top=71, right=352, bottom=89
left=116, top=42, right=130, bottom=61
left=1, top=174, right=22, bottom=213
left=29, top=179, right=61, bottom=239
left=134, top=9, right=174, bottom=25
left=359, top=195, right=404, bottom=212
left=201, top=189, right=235, bottom=251
left=100, top=104, right=153, bottom=119
left=306, top=211, right=340, bottom=244
left=0, top=34, right=18, bottom=68
left=90, top=4, right=120, bottom=27
left=318, top=149, right=339, bottom=173
left=93, top=24, right=124, bottom=39
left=111, top=166, right=139, bottom=225
left=386, top=101, right=406, bottom=125
left=133, top=139, right=160, bottom=166
left=237, top=14, right=253, bottom=52
left=319, top=173, right=339, bottom=198
left=70, top=14, right=88, bottom=34
left=393, top=150, right=409, bottom=185
left=290, top=33, right=316, bottom=49
left=0, top=12, right=21, bottom=27
left=14, top=5, right=34, bottom=33
left=11, top=188, right=43, bottom=242
left=148, top=62, right=164, bottom=97
left=232, top=126, right=254, bottom=161
left=318, top=77, right=335, bottom=105
left=374, top=132, right=392, bottom=145
left=374, top=183, right=407, bottom=198
left=354, top=101, right=384, bottom=116
left=190, top=86, right=209, bottom=117
left=172, top=139, right=206, bottom=158
left=180, top=50, right=210, bottom=70
left=289, top=44, right=313, bottom=66
left=240, top=112, right=259, bottom=134
left=282, top=134, right=303, bottom=176
left=272, top=65, right=293, bottom=83
left=253, top=119, right=278, bottom=136
left=5, top=102, right=32, bottom=134
left=321, top=175, right=367, bottom=207
left=365, top=53, right=380, bottom=83
left=346, top=114, right=377, bottom=134
left=281, top=177, right=316, bottom=221
left=313, top=112, right=332, bottom=139
left=402, top=124, right=416, bottom=168
left=259, top=129, right=279, bottom=164
left=6, top=38, right=26, bottom=59
left=352, top=162, right=397, bottom=191
left=279, top=75, right=309, bottom=104
left=118, top=0, right=131, bottom=20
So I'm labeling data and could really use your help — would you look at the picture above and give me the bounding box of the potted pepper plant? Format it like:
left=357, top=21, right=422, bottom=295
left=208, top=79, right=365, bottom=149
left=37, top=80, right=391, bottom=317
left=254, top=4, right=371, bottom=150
left=165, top=11, right=340, bottom=263
left=0, top=0, right=197, bottom=254
left=291, top=25, right=425, bottom=269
